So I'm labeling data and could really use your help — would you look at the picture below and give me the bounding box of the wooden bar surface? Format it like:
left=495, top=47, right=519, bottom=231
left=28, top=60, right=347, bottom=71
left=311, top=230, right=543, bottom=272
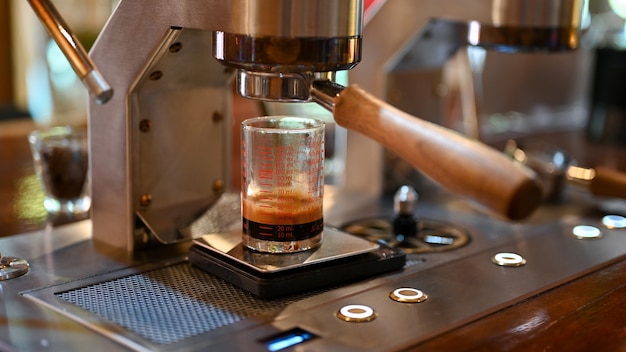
left=415, top=258, right=626, bottom=351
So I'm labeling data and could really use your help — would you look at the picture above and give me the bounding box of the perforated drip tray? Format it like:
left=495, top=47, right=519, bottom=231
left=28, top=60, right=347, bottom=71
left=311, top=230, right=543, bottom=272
left=341, top=217, right=471, bottom=253
left=22, top=241, right=407, bottom=351
left=22, top=258, right=328, bottom=351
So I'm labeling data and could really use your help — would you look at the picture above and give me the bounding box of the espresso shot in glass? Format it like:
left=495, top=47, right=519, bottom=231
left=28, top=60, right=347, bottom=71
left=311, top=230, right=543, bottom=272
left=241, top=116, right=325, bottom=253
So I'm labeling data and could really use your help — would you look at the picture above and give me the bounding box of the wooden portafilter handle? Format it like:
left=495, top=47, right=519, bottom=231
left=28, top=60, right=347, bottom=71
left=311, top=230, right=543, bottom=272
left=568, top=166, right=626, bottom=199
left=590, top=167, right=626, bottom=199
left=311, top=81, right=542, bottom=220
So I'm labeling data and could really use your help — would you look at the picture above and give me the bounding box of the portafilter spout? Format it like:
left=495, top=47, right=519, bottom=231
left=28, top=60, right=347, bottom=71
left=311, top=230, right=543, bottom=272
left=213, top=0, right=363, bottom=102
left=311, top=80, right=542, bottom=221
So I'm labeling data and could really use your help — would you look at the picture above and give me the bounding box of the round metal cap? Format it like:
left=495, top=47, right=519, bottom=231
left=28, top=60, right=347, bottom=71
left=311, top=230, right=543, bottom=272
left=572, top=225, right=602, bottom=240
left=389, top=288, right=428, bottom=303
left=602, top=215, right=626, bottom=229
left=394, top=185, right=419, bottom=215
left=0, top=256, right=30, bottom=280
left=492, top=252, right=526, bottom=267
left=336, top=304, right=377, bottom=322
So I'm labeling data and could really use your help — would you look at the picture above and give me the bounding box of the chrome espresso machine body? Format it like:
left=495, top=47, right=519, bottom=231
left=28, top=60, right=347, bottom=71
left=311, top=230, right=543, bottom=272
left=7, top=1, right=626, bottom=351
left=80, top=0, right=363, bottom=251
left=80, top=0, right=583, bottom=251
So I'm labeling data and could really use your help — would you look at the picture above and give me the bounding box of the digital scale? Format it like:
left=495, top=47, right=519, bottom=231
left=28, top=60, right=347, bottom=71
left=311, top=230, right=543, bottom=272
left=189, top=226, right=406, bottom=298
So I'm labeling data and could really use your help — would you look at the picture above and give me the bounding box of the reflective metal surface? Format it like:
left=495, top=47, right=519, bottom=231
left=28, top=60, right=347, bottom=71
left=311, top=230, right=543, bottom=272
left=85, top=0, right=363, bottom=250
left=0, top=256, right=29, bottom=280
left=1, top=183, right=625, bottom=350
left=341, top=217, right=471, bottom=254
left=214, top=0, right=362, bottom=101
left=81, top=0, right=584, bottom=250
left=89, top=18, right=234, bottom=250
left=237, top=71, right=336, bottom=102
left=28, top=0, right=112, bottom=103
left=193, top=226, right=379, bottom=273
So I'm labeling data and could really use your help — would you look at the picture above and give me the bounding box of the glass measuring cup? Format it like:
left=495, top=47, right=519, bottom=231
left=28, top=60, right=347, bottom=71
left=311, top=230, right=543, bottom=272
left=241, top=116, right=325, bottom=253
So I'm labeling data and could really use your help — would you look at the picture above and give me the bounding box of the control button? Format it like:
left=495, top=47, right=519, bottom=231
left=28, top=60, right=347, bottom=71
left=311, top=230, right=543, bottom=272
left=572, top=225, right=602, bottom=240
left=492, top=252, right=526, bottom=267
left=602, top=215, right=626, bottom=229
left=389, top=287, right=428, bottom=303
left=336, top=304, right=377, bottom=322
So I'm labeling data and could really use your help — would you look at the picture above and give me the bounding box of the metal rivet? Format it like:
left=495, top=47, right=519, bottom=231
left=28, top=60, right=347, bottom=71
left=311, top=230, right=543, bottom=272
left=212, top=111, right=223, bottom=123
left=149, top=71, right=162, bottom=80
left=139, top=119, right=152, bottom=132
left=602, top=215, right=626, bottom=229
left=389, top=288, right=428, bottom=303
left=492, top=252, right=526, bottom=267
left=213, top=179, right=224, bottom=194
left=169, top=42, right=182, bottom=53
left=336, top=304, right=376, bottom=323
left=140, top=194, right=152, bottom=207
left=572, top=225, right=602, bottom=240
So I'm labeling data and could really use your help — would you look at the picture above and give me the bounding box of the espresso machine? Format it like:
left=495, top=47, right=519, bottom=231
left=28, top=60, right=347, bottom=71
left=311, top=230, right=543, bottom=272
left=15, top=1, right=626, bottom=351
left=30, top=0, right=583, bottom=251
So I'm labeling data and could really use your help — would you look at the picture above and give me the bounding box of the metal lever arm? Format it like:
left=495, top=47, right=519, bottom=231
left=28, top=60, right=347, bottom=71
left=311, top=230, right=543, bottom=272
left=28, top=0, right=113, bottom=104
left=312, top=81, right=542, bottom=220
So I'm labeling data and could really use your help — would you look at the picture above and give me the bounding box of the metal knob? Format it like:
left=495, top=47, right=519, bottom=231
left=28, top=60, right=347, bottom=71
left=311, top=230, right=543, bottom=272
left=393, top=185, right=419, bottom=239
left=394, top=185, right=419, bottom=215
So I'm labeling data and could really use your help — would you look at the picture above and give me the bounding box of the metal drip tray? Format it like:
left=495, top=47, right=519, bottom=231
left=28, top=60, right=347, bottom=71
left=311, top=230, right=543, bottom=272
left=341, top=217, right=470, bottom=253
left=14, top=187, right=626, bottom=351
left=21, top=228, right=406, bottom=350
left=23, top=209, right=626, bottom=351
left=23, top=259, right=329, bottom=351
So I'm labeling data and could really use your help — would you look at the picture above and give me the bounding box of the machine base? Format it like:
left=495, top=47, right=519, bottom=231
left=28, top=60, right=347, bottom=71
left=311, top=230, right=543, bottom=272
left=189, top=226, right=406, bottom=298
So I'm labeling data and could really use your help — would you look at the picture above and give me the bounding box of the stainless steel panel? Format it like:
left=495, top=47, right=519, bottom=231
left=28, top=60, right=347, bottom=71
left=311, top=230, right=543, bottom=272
left=2, top=186, right=623, bottom=351
left=229, top=0, right=362, bottom=37
left=131, top=28, right=232, bottom=246
left=88, top=2, right=237, bottom=250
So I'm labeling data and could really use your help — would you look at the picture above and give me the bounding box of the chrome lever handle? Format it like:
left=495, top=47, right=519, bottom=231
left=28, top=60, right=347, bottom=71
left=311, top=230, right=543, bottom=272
left=28, top=0, right=113, bottom=104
